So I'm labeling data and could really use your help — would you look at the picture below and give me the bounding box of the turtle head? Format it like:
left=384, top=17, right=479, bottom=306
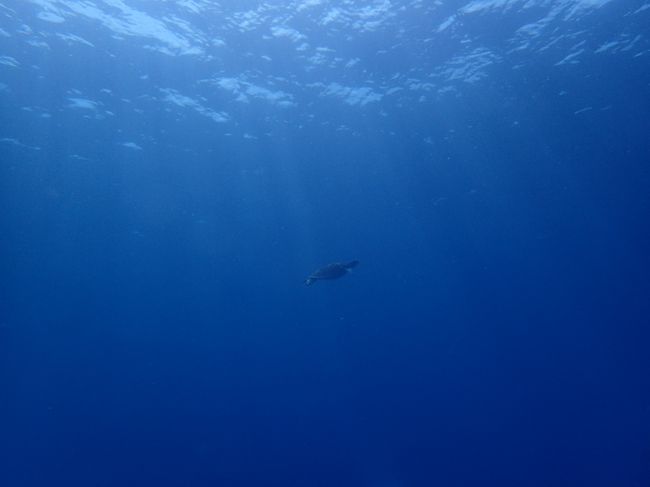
left=344, top=260, right=359, bottom=269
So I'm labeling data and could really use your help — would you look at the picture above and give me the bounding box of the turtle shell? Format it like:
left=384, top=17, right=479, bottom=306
left=310, top=263, right=349, bottom=280
left=307, top=261, right=359, bottom=281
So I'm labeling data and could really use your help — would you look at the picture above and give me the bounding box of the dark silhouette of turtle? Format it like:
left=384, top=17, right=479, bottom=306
left=304, top=260, right=359, bottom=286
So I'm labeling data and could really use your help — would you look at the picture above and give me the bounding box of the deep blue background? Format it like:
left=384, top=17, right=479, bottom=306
left=2, top=1, right=650, bottom=486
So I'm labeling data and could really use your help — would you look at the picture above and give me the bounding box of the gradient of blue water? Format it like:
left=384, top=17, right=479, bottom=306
left=2, top=7, right=650, bottom=487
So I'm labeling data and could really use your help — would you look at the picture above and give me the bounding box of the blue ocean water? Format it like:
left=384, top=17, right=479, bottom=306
left=1, top=1, right=649, bottom=486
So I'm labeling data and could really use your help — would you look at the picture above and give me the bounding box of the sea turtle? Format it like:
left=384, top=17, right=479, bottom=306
left=304, top=260, right=359, bottom=286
